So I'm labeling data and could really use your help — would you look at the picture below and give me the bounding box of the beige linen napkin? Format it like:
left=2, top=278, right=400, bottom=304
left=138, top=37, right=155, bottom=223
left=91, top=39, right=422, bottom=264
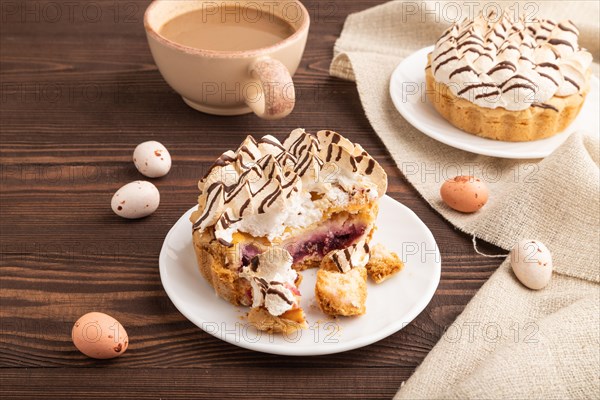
left=329, top=1, right=600, bottom=398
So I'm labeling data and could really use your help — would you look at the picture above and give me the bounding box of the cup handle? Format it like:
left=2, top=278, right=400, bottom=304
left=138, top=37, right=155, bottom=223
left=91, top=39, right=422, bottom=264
left=246, top=57, right=295, bottom=120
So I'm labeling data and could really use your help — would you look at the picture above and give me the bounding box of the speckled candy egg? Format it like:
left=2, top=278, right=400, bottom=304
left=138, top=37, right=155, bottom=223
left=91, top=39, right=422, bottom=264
left=510, top=239, right=553, bottom=290
left=111, top=180, right=160, bottom=219
left=133, top=141, right=171, bottom=178
left=440, top=176, right=489, bottom=213
left=72, top=312, right=128, bottom=359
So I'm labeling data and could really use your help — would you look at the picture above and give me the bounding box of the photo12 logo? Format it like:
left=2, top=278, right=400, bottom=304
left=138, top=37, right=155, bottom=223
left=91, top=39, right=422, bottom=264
left=197, top=1, right=306, bottom=24
left=1, top=81, right=139, bottom=105
left=1, top=1, right=141, bottom=24
left=401, top=80, right=545, bottom=108
left=201, top=320, right=341, bottom=344
left=400, top=161, right=539, bottom=185
left=443, top=321, right=539, bottom=344
left=400, top=1, right=540, bottom=24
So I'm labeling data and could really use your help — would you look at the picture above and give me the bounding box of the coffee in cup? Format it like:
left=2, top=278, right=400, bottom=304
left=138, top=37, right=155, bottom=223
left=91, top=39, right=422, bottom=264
left=144, top=1, right=310, bottom=119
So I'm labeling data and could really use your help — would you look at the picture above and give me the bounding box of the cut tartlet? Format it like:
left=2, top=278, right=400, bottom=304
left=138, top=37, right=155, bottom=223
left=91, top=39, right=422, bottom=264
left=190, top=129, right=387, bottom=333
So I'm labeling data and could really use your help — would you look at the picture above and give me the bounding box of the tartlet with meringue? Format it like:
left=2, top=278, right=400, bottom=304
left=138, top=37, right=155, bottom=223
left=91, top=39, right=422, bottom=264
left=190, top=129, right=389, bottom=333
left=426, top=11, right=592, bottom=142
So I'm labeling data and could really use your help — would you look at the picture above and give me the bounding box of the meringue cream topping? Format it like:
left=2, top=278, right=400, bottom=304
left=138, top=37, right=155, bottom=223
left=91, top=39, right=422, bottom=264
left=430, top=11, right=593, bottom=111
left=191, top=129, right=387, bottom=243
left=239, top=248, right=297, bottom=316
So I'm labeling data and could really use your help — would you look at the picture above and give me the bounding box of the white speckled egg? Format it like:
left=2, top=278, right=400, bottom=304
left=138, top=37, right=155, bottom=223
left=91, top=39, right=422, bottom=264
left=133, top=141, right=171, bottom=178
left=72, top=312, right=128, bottom=359
left=510, top=239, right=553, bottom=290
left=111, top=180, right=160, bottom=219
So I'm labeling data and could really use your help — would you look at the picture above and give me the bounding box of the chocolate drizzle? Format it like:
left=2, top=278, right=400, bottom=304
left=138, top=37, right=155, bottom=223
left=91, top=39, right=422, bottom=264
left=500, top=74, right=537, bottom=90
left=434, top=56, right=459, bottom=74
left=532, top=103, right=558, bottom=112
left=564, top=76, right=580, bottom=91
left=335, top=146, right=343, bottom=162
left=457, top=83, right=496, bottom=96
left=239, top=198, right=251, bottom=216
left=325, top=144, right=334, bottom=162
left=548, top=38, right=575, bottom=50
left=462, top=48, right=494, bottom=60
left=433, top=47, right=454, bottom=62
left=475, top=91, right=500, bottom=100
left=327, top=130, right=341, bottom=144
left=365, top=159, right=375, bottom=175
left=258, top=188, right=281, bottom=214
left=239, top=145, right=256, bottom=160
left=214, top=153, right=235, bottom=167
left=499, top=44, right=519, bottom=54
left=259, top=136, right=285, bottom=151
left=457, top=40, right=484, bottom=50
left=218, top=211, right=240, bottom=230
left=538, top=72, right=559, bottom=86
left=494, top=29, right=506, bottom=40
left=519, top=56, right=533, bottom=64
left=250, top=256, right=260, bottom=272
left=192, top=182, right=224, bottom=230
left=558, top=23, right=578, bottom=36
left=488, top=61, right=517, bottom=75
left=332, top=253, right=344, bottom=272
left=503, top=83, right=536, bottom=93
left=538, top=62, right=559, bottom=70
left=266, top=285, right=294, bottom=305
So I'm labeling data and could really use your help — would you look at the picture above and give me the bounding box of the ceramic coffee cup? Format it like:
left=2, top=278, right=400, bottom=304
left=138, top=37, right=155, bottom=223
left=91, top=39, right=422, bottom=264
left=144, top=0, right=309, bottom=119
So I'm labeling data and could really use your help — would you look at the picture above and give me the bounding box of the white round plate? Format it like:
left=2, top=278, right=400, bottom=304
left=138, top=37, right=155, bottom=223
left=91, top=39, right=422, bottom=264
left=390, top=46, right=600, bottom=159
left=159, top=195, right=441, bottom=356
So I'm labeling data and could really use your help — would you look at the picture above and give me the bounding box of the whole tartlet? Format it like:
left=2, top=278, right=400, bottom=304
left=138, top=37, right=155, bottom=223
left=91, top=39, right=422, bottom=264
left=190, top=129, right=387, bottom=333
left=426, top=11, right=593, bottom=142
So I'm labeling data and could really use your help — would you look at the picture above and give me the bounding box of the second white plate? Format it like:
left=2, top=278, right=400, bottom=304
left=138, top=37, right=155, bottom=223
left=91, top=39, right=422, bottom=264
left=389, top=46, right=600, bottom=159
left=159, top=195, right=441, bottom=356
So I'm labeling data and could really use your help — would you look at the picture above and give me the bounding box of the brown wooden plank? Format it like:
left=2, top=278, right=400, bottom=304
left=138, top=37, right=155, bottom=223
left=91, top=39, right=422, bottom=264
left=0, top=0, right=505, bottom=397
left=0, top=367, right=409, bottom=399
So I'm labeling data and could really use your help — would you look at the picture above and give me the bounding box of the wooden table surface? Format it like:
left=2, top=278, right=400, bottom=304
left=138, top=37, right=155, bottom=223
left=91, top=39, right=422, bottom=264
left=0, top=1, right=504, bottom=398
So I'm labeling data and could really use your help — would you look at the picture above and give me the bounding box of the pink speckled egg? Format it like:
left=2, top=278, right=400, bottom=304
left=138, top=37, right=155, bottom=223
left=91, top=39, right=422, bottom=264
left=72, top=312, right=128, bottom=359
left=440, top=176, right=489, bottom=213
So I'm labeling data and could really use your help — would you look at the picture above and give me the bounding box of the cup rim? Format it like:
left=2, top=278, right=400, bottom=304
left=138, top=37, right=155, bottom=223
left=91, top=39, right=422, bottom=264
left=144, top=0, right=310, bottom=59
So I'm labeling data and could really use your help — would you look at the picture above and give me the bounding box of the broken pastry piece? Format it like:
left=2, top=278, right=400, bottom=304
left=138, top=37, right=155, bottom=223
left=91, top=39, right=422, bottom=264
left=316, top=268, right=368, bottom=316
left=240, top=249, right=307, bottom=333
left=315, top=240, right=370, bottom=316
left=240, top=248, right=307, bottom=334
left=366, top=243, right=404, bottom=283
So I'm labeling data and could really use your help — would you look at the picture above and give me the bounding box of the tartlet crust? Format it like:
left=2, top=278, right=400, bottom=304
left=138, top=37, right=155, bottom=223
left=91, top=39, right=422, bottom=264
left=426, top=54, right=590, bottom=142
left=192, top=229, right=251, bottom=306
